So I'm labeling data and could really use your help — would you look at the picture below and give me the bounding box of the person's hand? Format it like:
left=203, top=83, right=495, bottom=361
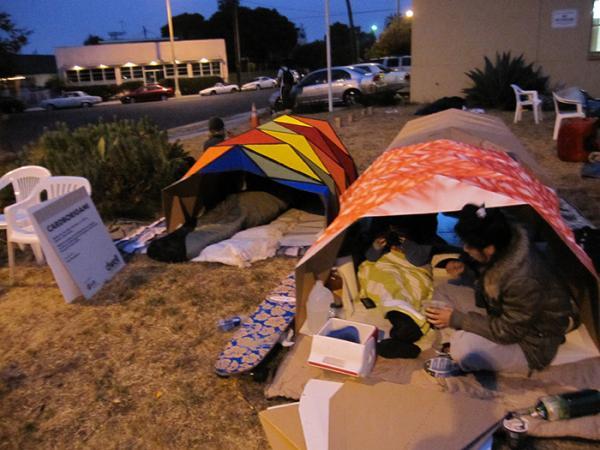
left=425, top=306, right=453, bottom=329
left=373, top=237, right=387, bottom=250
left=445, top=260, right=465, bottom=279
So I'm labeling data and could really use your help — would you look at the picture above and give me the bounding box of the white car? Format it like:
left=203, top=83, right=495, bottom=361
left=241, top=77, right=277, bottom=91
left=199, top=82, right=240, bottom=96
left=350, top=63, right=409, bottom=93
left=40, top=91, right=102, bottom=110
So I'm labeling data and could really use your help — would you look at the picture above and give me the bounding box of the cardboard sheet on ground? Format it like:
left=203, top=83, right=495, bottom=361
left=28, top=187, right=124, bottom=302
left=328, top=382, right=504, bottom=450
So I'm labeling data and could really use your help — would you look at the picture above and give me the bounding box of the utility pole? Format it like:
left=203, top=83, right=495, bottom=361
left=397, top=0, right=400, bottom=16
left=344, top=0, right=359, bottom=62
left=325, top=0, right=332, bottom=112
left=233, top=3, right=242, bottom=86
left=165, top=0, right=181, bottom=97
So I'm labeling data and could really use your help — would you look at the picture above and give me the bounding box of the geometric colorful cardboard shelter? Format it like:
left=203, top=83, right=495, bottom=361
left=295, top=139, right=599, bottom=345
left=163, top=115, right=357, bottom=231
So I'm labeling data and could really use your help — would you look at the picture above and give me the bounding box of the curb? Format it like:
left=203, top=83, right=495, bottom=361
left=168, top=107, right=270, bottom=142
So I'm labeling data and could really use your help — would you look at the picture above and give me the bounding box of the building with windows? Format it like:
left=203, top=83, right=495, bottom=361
left=411, top=0, right=600, bottom=102
left=54, top=39, right=228, bottom=86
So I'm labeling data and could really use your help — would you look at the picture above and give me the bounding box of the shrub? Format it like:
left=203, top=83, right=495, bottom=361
left=158, top=76, right=223, bottom=95
left=26, top=118, right=189, bottom=219
left=463, top=52, right=549, bottom=110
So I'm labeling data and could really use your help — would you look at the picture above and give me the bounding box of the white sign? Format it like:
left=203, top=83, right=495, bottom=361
left=28, top=187, right=125, bottom=302
left=552, top=9, right=578, bottom=28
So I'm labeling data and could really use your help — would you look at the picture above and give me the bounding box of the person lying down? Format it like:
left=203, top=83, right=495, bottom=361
left=357, top=220, right=437, bottom=359
left=147, top=190, right=289, bottom=263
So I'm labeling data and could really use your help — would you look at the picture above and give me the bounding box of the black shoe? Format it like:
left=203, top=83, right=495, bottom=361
left=376, top=339, right=421, bottom=359
left=386, top=311, right=423, bottom=343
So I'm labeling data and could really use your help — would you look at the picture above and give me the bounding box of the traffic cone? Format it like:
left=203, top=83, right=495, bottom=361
left=250, top=102, right=259, bottom=128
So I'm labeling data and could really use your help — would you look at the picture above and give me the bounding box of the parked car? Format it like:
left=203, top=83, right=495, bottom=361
left=350, top=63, right=409, bottom=93
left=199, top=82, right=240, bottom=96
left=40, top=91, right=102, bottom=110
left=241, top=77, right=277, bottom=91
left=370, top=55, right=411, bottom=73
left=119, top=84, right=174, bottom=103
left=0, top=96, right=25, bottom=114
left=269, top=66, right=373, bottom=110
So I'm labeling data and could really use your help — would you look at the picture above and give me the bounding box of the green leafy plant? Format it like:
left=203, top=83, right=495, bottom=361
left=26, top=118, right=189, bottom=219
left=463, top=52, right=549, bottom=110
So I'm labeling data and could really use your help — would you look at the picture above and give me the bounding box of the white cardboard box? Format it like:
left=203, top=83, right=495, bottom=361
left=307, top=318, right=377, bottom=377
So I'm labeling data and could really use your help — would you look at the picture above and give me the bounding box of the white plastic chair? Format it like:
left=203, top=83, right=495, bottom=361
left=5, top=176, right=92, bottom=282
left=0, top=166, right=52, bottom=232
left=552, top=92, right=586, bottom=140
left=511, top=84, right=543, bottom=124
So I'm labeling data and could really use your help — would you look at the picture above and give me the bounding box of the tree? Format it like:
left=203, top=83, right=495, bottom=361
left=367, top=15, right=411, bottom=58
left=0, top=12, right=31, bottom=76
left=159, top=13, right=208, bottom=40
left=292, top=41, right=325, bottom=71
left=84, top=35, right=104, bottom=45
left=162, top=7, right=298, bottom=70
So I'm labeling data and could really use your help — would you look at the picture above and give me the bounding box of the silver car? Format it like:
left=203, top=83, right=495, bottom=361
left=287, top=67, right=374, bottom=108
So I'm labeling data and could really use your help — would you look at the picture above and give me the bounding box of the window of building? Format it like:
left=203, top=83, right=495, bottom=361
left=92, top=69, right=104, bottom=81
left=177, top=63, right=188, bottom=76
left=104, top=68, right=116, bottom=80
left=78, top=70, right=91, bottom=82
left=201, top=62, right=211, bottom=76
left=191, top=63, right=201, bottom=76
left=210, top=62, right=221, bottom=75
left=592, top=0, right=600, bottom=53
left=165, top=64, right=174, bottom=77
left=66, top=70, right=79, bottom=83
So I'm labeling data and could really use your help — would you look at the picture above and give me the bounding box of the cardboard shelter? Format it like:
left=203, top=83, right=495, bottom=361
left=386, top=108, right=551, bottom=186
left=163, top=115, right=358, bottom=232
left=294, top=139, right=600, bottom=349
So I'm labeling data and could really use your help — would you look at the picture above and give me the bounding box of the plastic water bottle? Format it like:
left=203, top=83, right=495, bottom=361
left=306, top=280, right=333, bottom=334
left=218, top=316, right=243, bottom=332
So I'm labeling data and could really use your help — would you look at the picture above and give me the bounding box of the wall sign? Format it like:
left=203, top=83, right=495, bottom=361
left=28, top=187, right=125, bottom=302
left=552, top=9, right=578, bottom=28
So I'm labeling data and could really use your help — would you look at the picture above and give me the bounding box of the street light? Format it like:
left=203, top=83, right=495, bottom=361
left=406, top=9, right=414, bottom=18
left=165, top=0, right=181, bottom=97
left=370, top=24, right=378, bottom=39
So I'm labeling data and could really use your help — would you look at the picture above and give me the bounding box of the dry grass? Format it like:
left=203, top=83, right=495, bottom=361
left=1, top=105, right=599, bottom=449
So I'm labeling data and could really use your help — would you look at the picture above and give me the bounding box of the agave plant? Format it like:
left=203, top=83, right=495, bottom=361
left=463, top=52, right=549, bottom=110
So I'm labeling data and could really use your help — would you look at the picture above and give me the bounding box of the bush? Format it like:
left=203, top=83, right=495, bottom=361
left=158, top=76, right=223, bottom=95
left=26, top=118, right=189, bottom=219
left=463, top=52, right=549, bottom=110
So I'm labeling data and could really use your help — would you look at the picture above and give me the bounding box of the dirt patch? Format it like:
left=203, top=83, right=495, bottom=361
left=1, top=105, right=598, bottom=449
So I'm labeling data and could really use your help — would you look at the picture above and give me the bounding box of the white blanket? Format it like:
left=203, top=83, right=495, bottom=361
left=192, top=209, right=325, bottom=267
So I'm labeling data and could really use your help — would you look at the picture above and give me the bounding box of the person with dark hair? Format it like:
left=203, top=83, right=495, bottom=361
left=425, top=203, right=579, bottom=373
left=203, top=117, right=227, bottom=151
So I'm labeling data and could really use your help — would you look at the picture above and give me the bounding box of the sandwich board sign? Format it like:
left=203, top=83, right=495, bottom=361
left=28, top=187, right=125, bottom=302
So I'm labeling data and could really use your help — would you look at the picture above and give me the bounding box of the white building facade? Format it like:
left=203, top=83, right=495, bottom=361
left=54, top=39, right=228, bottom=86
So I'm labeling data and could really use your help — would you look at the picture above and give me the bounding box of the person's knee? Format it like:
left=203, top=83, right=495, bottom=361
left=449, top=332, right=490, bottom=372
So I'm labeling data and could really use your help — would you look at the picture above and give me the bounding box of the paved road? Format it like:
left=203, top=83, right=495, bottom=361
left=0, top=88, right=275, bottom=153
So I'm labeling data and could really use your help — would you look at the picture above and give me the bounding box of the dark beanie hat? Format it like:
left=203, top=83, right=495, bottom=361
left=208, top=117, right=224, bottom=132
left=455, top=204, right=512, bottom=251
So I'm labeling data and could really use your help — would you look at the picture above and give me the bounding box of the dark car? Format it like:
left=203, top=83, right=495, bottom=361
left=0, top=96, right=25, bottom=114
left=120, top=84, right=174, bottom=103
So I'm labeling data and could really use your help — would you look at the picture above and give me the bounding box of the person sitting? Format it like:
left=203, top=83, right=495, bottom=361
left=203, top=117, right=227, bottom=151
left=425, top=204, right=579, bottom=374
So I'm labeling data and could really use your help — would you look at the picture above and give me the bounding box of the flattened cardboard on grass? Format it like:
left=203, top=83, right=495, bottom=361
left=329, top=382, right=505, bottom=450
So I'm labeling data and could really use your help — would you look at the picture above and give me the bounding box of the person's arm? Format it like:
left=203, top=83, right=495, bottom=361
left=450, top=277, right=542, bottom=344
